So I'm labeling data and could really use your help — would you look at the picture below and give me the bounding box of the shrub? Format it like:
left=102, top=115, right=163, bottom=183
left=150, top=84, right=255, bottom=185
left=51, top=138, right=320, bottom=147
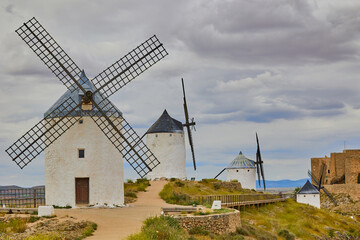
left=170, top=178, right=176, bottom=182
left=175, top=181, right=185, bottom=187
left=278, top=229, right=295, bottom=240
left=128, top=216, right=188, bottom=240
left=293, top=187, right=301, bottom=194
left=125, top=192, right=137, bottom=198
left=127, top=179, right=134, bottom=184
left=231, top=179, right=238, bottom=182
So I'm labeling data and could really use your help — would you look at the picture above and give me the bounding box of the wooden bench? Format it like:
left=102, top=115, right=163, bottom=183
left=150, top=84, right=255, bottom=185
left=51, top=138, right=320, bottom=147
left=161, top=207, right=197, bottom=215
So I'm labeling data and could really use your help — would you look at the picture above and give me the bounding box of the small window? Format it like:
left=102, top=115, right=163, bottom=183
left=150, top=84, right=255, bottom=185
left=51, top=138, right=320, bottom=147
left=247, top=170, right=250, bottom=172
left=79, top=119, right=83, bottom=124
left=155, top=134, right=158, bottom=137
left=236, top=170, right=239, bottom=172
left=328, top=170, right=330, bottom=174
left=78, top=149, right=85, bottom=158
left=169, top=134, right=172, bottom=137
left=304, top=195, right=306, bottom=197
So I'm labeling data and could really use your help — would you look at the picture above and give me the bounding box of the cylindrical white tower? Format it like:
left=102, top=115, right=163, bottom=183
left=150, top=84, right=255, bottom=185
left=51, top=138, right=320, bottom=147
left=146, top=110, right=186, bottom=180
left=44, top=70, right=124, bottom=207
left=225, top=151, right=256, bottom=190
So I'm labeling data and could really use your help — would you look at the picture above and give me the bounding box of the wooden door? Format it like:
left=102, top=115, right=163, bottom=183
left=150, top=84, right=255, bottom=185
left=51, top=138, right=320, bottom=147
left=76, top=178, right=89, bottom=204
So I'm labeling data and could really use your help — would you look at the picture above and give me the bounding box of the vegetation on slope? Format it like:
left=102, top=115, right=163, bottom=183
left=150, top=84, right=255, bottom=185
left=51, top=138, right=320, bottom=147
left=159, top=179, right=255, bottom=205
left=240, top=199, right=360, bottom=239
left=124, top=178, right=151, bottom=203
left=128, top=199, right=360, bottom=240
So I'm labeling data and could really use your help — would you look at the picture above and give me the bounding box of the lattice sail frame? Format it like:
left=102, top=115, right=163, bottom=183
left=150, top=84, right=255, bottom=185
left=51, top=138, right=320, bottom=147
left=7, top=17, right=168, bottom=177
left=6, top=97, right=80, bottom=169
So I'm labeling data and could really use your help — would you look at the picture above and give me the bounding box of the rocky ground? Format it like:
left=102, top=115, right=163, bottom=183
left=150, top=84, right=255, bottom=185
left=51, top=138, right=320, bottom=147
left=0, top=214, right=96, bottom=240
left=321, top=193, right=360, bottom=220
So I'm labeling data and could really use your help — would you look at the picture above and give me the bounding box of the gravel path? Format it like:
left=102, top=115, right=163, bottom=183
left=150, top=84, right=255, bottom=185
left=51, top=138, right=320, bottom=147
left=55, top=181, right=176, bottom=240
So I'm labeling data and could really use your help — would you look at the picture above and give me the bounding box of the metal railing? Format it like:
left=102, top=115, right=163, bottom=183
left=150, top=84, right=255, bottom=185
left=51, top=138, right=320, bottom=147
left=0, top=187, right=45, bottom=208
left=190, top=193, right=294, bottom=205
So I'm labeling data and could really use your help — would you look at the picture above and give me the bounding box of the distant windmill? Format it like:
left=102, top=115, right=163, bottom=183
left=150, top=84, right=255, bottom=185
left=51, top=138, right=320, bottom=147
left=214, top=133, right=266, bottom=191
left=5, top=17, right=168, bottom=206
left=308, top=165, right=337, bottom=206
left=146, top=78, right=197, bottom=179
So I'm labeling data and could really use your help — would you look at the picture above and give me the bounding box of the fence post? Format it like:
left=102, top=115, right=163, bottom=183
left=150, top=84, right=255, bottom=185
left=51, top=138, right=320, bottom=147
left=33, top=189, right=37, bottom=208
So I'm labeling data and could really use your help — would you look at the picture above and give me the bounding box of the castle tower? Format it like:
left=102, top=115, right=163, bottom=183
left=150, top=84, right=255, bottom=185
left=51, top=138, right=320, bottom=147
left=146, top=110, right=186, bottom=180
left=44, top=70, right=124, bottom=207
left=225, top=151, right=256, bottom=189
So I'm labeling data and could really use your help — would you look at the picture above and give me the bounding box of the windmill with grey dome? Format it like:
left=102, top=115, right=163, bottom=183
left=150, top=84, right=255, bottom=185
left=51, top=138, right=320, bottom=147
left=146, top=78, right=197, bottom=180
left=146, top=110, right=187, bottom=179
left=6, top=17, right=167, bottom=207
left=226, top=152, right=257, bottom=189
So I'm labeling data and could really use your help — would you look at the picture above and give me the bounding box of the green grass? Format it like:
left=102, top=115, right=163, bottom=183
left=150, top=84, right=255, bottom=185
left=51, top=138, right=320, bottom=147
left=124, top=178, right=151, bottom=203
left=127, top=216, right=188, bottom=240
left=159, top=179, right=255, bottom=205
left=0, top=218, right=28, bottom=233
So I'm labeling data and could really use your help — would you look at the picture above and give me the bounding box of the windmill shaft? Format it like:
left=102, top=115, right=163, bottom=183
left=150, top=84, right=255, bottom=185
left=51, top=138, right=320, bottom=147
left=23, top=23, right=87, bottom=95
left=93, top=43, right=163, bottom=95
left=10, top=101, right=82, bottom=163
left=91, top=101, right=151, bottom=171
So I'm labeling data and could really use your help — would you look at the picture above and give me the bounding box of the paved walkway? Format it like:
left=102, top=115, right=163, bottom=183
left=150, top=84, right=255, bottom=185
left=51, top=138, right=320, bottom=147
left=55, top=181, right=175, bottom=240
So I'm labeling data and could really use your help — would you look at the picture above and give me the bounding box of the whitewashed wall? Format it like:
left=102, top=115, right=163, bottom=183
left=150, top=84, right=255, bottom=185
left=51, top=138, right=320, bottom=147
left=226, top=168, right=256, bottom=190
left=146, top=132, right=186, bottom=179
left=296, top=194, right=320, bottom=208
left=45, top=116, right=124, bottom=207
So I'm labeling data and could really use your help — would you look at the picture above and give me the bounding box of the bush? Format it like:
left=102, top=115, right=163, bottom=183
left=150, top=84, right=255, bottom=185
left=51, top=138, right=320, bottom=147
left=170, top=178, right=176, bottom=182
left=128, top=216, right=188, bottom=240
left=175, top=181, right=185, bottom=187
left=125, top=192, right=137, bottom=198
left=278, top=229, right=295, bottom=240
left=127, top=179, right=134, bottom=184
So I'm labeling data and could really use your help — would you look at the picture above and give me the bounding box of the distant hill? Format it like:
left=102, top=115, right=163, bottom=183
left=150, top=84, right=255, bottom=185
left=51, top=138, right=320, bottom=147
left=0, top=185, right=45, bottom=190
left=256, top=178, right=309, bottom=188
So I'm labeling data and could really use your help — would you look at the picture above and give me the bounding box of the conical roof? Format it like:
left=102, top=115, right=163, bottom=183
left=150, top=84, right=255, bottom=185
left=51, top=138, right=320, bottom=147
left=226, top=151, right=256, bottom=169
left=147, top=110, right=183, bottom=134
left=44, top=70, right=122, bottom=118
left=298, top=180, right=320, bottom=194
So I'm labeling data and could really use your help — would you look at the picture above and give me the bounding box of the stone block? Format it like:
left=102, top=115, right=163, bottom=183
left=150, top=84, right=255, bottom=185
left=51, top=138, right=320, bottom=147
left=211, top=200, right=221, bottom=209
left=38, top=206, right=55, bottom=217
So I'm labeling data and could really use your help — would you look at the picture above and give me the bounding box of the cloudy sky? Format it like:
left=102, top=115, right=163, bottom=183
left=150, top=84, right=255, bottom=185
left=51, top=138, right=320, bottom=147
left=1, top=0, right=360, bottom=187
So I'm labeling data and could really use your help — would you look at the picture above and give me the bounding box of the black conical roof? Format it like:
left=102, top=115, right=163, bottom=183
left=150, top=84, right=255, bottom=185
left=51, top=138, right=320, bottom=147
left=298, top=180, right=320, bottom=194
left=147, top=110, right=183, bottom=134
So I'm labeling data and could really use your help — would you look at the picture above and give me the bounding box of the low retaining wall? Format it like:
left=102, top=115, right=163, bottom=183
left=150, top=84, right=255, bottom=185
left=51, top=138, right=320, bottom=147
left=175, top=210, right=241, bottom=235
left=324, top=184, right=360, bottom=201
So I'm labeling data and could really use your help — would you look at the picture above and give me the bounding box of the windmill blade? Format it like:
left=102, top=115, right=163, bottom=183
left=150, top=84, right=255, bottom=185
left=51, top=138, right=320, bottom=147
left=322, top=186, right=337, bottom=206
left=181, top=78, right=196, bottom=170
left=308, top=170, right=321, bottom=189
left=5, top=97, right=81, bottom=169
left=319, top=164, right=326, bottom=185
left=90, top=98, right=160, bottom=178
left=214, top=168, right=226, bottom=179
left=15, top=17, right=84, bottom=92
left=92, top=35, right=168, bottom=98
left=186, top=125, right=196, bottom=171
left=256, top=133, right=266, bottom=190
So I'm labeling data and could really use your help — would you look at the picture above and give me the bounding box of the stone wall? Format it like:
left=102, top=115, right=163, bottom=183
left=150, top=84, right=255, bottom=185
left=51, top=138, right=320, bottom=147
left=175, top=211, right=241, bottom=235
left=324, top=184, right=360, bottom=201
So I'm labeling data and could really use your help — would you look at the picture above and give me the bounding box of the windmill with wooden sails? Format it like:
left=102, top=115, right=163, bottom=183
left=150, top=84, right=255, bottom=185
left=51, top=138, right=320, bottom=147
left=5, top=17, right=168, bottom=207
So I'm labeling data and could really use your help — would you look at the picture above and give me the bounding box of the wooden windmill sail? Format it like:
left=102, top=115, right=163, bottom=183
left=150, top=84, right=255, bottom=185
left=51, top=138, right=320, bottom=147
left=6, top=17, right=168, bottom=178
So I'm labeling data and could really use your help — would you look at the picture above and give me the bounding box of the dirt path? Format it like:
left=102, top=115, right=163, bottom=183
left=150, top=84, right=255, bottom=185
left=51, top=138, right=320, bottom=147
left=55, top=181, right=176, bottom=240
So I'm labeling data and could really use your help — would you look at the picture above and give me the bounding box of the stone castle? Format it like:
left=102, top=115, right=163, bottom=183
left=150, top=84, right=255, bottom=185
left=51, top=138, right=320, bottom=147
left=311, top=149, right=360, bottom=185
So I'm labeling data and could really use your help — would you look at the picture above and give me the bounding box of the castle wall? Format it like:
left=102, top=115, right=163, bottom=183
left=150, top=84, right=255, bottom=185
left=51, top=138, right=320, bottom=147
left=323, top=184, right=360, bottom=201
left=343, top=150, right=360, bottom=184
left=146, top=132, right=186, bottom=180
left=45, top=116, right=124, bottom=207
left=226, top=168, right=256, bottom=190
